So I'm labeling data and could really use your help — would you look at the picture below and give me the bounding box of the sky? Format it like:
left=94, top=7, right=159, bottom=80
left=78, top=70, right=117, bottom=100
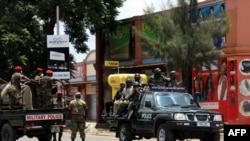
left=60, top=0, right=205, bottom=62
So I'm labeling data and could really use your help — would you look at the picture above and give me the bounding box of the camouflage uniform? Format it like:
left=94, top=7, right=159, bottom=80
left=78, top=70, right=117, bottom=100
left=38, top=75, right=53, bottom=108
left=168, top=79, right=178, bottom=87
left=21, top=84, right=33, bottom=110
left=9, top=72, right=22, bottom=108
left=0, top=72, right=23, bottom=109
left=168, top=70, right=178, bottom=87
left=148, top=75, right=168, bottom=86
left=127, top=83, right=141, bottom=110
left=69, top=93, right=88, bottom=141
left=34, top=68, right=43, bottom=97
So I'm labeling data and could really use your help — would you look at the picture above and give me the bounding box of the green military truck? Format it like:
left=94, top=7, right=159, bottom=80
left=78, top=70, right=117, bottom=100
left=102, top=86, right=224, bottom=141
left=0, top=81, right=67, bottom=141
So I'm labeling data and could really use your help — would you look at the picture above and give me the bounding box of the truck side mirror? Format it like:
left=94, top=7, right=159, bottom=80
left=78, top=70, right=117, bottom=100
left=145, top=100, right=151, bottom=108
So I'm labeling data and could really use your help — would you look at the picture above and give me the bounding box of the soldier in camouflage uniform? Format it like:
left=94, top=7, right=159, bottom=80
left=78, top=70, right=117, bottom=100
left=148, top=68, right=169, bottom=87
left=37, top=69, right=54, bottom=108
left=69, top=92, right=88, bottom=141
left=33, top=67, right=43, bottom=108
left=7, top=84, right=21, bottom=109
left=134, top=73, right=144, bottom=87
left=1, top=66, right=31, bottom=109
left=168, top=70, right=179, bottom=87
left=34, top=67, right=44, bottom=81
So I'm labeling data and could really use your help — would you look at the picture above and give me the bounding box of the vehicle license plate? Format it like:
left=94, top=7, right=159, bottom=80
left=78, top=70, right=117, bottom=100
left=197, top=122, right=210, bottom=127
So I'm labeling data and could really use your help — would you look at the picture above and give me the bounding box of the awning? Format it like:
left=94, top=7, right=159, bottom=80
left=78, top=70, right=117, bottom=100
left=65, top=78, right=96, bottom=85
left=64, top=81, right=96, bottom=85
left=118, top=63, right=166, bottom=69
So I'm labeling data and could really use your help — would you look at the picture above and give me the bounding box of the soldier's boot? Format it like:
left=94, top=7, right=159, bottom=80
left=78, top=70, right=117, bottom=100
left=82, top=138, right=85, bottom=141
left=58, top=132, right=62, bottom=141
left=52, top=133, right=57, bottom=141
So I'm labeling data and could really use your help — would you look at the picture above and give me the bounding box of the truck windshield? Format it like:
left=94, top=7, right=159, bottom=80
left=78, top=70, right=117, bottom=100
left=155, top=93, right=197, bottom=107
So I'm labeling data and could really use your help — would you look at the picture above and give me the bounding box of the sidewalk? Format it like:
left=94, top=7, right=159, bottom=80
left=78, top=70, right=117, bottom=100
left=64, top=121, right=115, bottom=136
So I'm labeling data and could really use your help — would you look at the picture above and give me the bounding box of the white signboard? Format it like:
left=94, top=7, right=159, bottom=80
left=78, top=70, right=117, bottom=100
left=50, top=51, right=65, bottom=61
left=47, top=35, right=70, bottom=79
left=47, top=35, right=69, bottom=48
left=199, top=102, right=219, bottom=109
left=53, top=71, right=70, bottom=79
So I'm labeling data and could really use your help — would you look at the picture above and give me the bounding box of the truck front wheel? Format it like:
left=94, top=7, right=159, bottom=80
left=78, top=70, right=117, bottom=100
left=118, top=123, right=133, bottom=141
left=157, top=124, right=174, bottom=141
left=1, top=123, right=16, bottom=141
left=201, top=131, right=220, bottom=141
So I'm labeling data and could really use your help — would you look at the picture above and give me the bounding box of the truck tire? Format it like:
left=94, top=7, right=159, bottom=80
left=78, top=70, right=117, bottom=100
left=157, top=124, right=174, bottom=141
left=1, top=123, right=16, bottom=141
left=118, top=123, right=133, bottom=141
left=37, top=134, right=52, bottom=141
left=200, top=131, right=220, bottom=141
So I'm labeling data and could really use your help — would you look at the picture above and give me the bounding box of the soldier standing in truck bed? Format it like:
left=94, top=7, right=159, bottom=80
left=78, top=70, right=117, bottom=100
left=1, top=66, right=33, bottom=109
left=148, top=68, right=169, bottom=87
left=37, top=69, right=54, bottom=108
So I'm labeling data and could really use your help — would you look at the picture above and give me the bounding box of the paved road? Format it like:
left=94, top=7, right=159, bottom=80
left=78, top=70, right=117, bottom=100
left=16, top=132, right=224, bottom=141
left=16, top=121, right=224, bottom=141
left=17, top=133, right=155, bottom=141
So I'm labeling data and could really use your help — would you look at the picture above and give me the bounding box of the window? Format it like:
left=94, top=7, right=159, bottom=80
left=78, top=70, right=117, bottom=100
left=140, top=92, right=153, bottom=108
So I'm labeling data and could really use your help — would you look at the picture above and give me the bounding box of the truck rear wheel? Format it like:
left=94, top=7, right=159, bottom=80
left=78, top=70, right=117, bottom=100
left=157, top=124, right=174, bottom=141
left=1, top=123, right=16, bottom=141
left=118, top=123, right=133, bottom=141
left=37, top=134, right=52, bottom=141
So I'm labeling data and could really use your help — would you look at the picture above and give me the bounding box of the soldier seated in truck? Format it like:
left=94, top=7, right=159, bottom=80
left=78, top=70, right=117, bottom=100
left=116, top=81, right=141, bottom=117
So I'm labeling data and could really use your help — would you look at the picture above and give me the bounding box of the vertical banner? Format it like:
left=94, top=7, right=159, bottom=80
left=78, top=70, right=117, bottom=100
left=108, top=24, right=132, bottom=60
left=47, top=35, right=70, bottom=79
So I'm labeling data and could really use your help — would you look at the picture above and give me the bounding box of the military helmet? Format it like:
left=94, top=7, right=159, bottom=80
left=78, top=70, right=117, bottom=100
left=126, top=78, right=133, bottom=83
left=134, top=73, right=141, bottom=80
left=75, top=92, right=81, bottom=99
left=154, top=68, right=161, bottom=73
left=154, top=68, right=162, bottom=76
left=170, top=70, right=176, bottom=77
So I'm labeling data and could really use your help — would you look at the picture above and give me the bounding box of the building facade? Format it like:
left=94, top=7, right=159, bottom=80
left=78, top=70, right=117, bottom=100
left=69, top=50, right=97, bottom=120
left=94, top=0, right=250, bottom=124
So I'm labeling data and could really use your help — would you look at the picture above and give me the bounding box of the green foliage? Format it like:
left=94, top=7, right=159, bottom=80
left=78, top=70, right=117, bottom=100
left=0, top=0, right=124, bottom=80
left=138, top=0, right=230, bottom=92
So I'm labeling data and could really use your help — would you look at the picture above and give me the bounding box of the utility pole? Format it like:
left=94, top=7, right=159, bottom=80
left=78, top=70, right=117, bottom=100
left=56, top=5, right=62, bottom=92
left=56, top=6, right=59, bottom=35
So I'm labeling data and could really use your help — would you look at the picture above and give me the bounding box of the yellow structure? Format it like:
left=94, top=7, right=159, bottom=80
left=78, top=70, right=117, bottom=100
left=107, top=73, right=148, bottom=99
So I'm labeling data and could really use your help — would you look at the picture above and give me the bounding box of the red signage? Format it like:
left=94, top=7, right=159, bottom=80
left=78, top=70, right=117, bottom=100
left=26, top=114, right=63, bottom=121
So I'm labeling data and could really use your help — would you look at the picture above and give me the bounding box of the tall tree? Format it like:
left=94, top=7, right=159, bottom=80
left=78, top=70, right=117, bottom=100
left=138, top=0, right=230, bottom=92
left=0, top=0, right=125, bottom=80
